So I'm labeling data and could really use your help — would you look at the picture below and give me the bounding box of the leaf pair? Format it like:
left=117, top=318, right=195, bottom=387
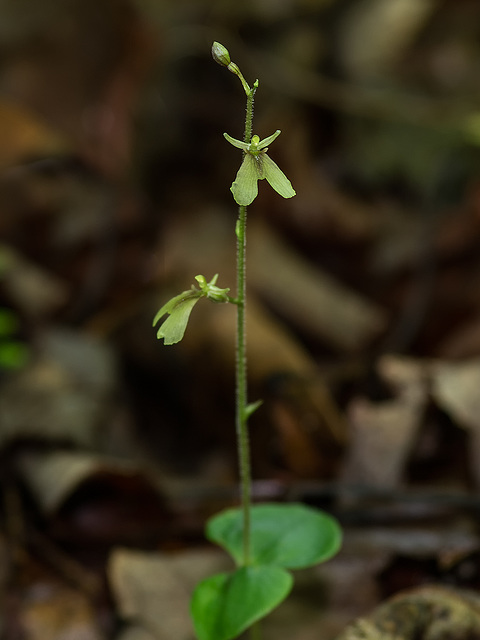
left=224, top=130, right=296, bottom=206
left=191, top=503, right=342, bottom=640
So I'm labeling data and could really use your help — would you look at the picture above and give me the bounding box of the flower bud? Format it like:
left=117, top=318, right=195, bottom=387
left=211, top=41, right=231, bottom=67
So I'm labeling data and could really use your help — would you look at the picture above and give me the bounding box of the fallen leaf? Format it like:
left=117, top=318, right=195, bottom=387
left=249, top=220, right=386, bottom=351
left=21, top=581, right=103, bottom=640
left=431, top=358, right=480, bottom=487
left=0, top=100, right=66, bottom=170
left=17, top=451, right=152, bottom=515
left=431, top=358, right=480, bottom=432
left=109, top=548, right=230, bottom=640
left=0, top=328, right=116, bottom=448
left=0, top=244, right=67, bottom=317
left=339, top=0, right=436, bottom=79
left=340, top=356, right=428, bottom=488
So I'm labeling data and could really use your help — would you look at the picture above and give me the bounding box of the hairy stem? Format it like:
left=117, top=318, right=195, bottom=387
left=236, top=202, right=250, bottom=566
left=236, top=83, right=256, bottom=566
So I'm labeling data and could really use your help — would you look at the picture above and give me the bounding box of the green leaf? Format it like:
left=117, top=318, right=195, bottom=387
left=191, top=565, right=292, bottom=640
left=231, top=154, right=259, bottom=206
left=244, top=399, right=263, bottom=420
left=207, top=503, right=342, bottom=569
left=261, top=154, right=296, bottom=199
left=153, top=292, right=200, bottom=345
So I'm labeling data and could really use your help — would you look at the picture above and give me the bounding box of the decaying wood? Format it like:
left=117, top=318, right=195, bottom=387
left=336, top=586, right=480, bottom=640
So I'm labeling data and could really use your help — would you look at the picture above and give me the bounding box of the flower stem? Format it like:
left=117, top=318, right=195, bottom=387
left=236, top=203, right=250, bottom=566
left=235, top=82, right=256, bottom=567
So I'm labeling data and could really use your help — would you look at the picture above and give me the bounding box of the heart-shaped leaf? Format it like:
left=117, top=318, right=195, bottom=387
left=191, top=565, right=292, bottom=640
left=207, top=503, right=341, bottom=569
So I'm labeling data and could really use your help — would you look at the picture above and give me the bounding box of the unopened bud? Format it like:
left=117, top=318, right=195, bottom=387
left=211, top=41, right=231, bottom=67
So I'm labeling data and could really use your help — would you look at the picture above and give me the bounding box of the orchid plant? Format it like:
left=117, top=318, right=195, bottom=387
left=153, top=42, right=341, bottom=640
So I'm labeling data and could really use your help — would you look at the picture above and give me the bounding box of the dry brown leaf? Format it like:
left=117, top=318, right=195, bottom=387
left=17, top=451, right=151, bottom=515
left=431, top=359, right=480, bottom=431
left=0, top=245, right=68, bottom=317
left=21, top=581, right=103, bottom=640
left=0, top=0, right=153, bottom=177
left=0, top=100, right=66, bottom=170
left=249, top=220, right=386, bottom=352
left=108, top=548, right=230, bottom=640
left=109, top=547, right=379, bottom=640
left=430, top=358, right=480, bottom=487
left=0, top=328, right=116, bottom=448
left=339, top=0, right=436, bottom=79
left=341, top=356, right=428, bottom=488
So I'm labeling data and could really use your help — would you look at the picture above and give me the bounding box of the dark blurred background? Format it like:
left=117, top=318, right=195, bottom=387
left=2, top=1, right=480, bottom=638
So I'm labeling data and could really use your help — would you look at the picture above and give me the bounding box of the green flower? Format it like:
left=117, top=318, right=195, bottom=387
left=153, top=274, right=230, bottom=345
left=224, top=130, right=296, bottom=206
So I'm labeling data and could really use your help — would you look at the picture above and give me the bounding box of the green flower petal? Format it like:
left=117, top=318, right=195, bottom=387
left=231, top=154, right=259, bottom=206
left=153, top=289, right=202, bottom=345
left=257, top=129, right=281, bottom=149
left=223, top=132, right=249, bottom=151
left=152, top=289, right=198, bottom=326
left=261, top=153, right=296, bottom=199
left=155, top=295, right=200, bottom=345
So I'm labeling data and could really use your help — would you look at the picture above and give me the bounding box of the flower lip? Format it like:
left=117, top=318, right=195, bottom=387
left=224, top=128, right=295, bottom=206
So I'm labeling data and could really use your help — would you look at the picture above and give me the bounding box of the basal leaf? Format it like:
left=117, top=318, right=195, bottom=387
left=207, top=503, right=341, bottom=569
left=191, top=565, right=292, bottom=640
